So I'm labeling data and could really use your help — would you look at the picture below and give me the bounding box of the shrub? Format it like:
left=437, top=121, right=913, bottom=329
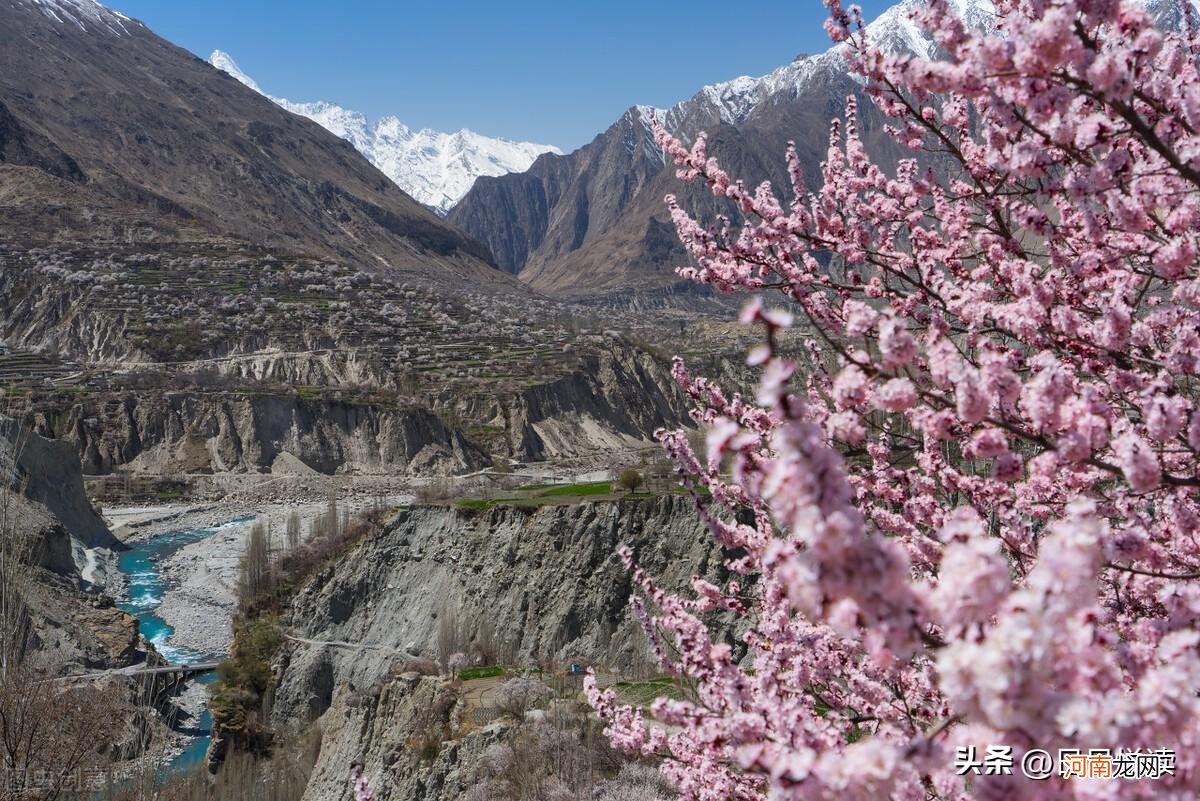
left=494, top=677, right=553, bottom=720
left=463, top=778, right=513, bottom=801
left=592, top=763, right=675, bottom=801
left=480, top=743, right=515, bottom=777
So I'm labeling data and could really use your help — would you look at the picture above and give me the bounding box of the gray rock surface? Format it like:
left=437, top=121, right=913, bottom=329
left=271, top=496, right=725, bottom=730
left=38, top=392, right=486, bottom=477
left=1, top=417, right=118, bottom=566
left=299, top=675, right=510, bottom=801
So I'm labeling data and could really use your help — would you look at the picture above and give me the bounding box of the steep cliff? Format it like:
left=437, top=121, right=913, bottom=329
left=448, top=346, right=691, bottom=462
left=1, top=417, right=118, bottom=573
left=447, top=36, right=908, bottom=301
left=443, top=73, right=835, bottom=299
left=270, top=496, right=723, bottom=729
left=3, top=412, right=164, bottom=747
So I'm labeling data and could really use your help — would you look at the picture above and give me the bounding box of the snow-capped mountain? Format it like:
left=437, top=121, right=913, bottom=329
left=23, top=0, right=135, bottom=35
left=208, top=51, right=561, bottom=213
left=641, top=0, right=994, bottom=133
left=448, top=0, right=999, bottom=297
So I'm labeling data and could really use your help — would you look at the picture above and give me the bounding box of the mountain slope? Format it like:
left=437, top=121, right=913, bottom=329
left=209, top=51, right=561, bottom=214
left=0, top=0, right=506, bottom=288
left=446, top=0, right=979, bottom=300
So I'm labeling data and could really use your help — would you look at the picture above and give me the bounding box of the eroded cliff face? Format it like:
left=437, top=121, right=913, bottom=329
left=452, top=346, right=690, bottom=462
left=270, top=496, right=724, bottom=730
left=31, top=347, right=691, bottom=477
left=4, top=415, right=162, bottom=747
left=34, top=392, right=488, bottom=477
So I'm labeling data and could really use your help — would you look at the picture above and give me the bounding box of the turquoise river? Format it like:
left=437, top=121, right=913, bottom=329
left=114, top=517, right=252, bottom=772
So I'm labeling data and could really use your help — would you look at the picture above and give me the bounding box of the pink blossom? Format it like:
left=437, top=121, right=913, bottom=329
left=965, top=427, right=1007, bottom=459
left=842, top=299, right=878, bottom=336
left=878, top=316, right=916, bottom=369
left=831, top=364, right=871, bottom=410
left=1144, top=394, right=1187, bottom=443
left=350, top=763, right=375, bottom=801
left=594, top=3, right=1200, bottom=798
left=1114, top=431, right=1162, bottom=493
left=991, top=452, right=1023, bottom=482
left=875, top=378, right=918, bottom=412
left=954, top=371, right=990, bottom=424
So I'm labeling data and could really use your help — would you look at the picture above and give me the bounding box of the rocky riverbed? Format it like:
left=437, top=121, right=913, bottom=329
left=107, top=491, right=413, bottom=656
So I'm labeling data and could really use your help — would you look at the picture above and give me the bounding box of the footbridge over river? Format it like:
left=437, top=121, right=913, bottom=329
left=47, top=661, right=222, bottom=683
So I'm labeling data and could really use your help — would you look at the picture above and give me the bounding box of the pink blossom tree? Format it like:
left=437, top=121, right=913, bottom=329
left=587, top=0, right=1200, bottom=798
left=350, top=762, right=375, bottom=801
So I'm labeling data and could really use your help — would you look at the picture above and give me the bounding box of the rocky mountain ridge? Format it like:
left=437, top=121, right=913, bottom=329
left=0, top=0, right=508, bottom=291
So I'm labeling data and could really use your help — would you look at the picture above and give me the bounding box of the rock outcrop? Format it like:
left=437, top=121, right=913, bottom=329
left=1, top=416, right=119, bottom=573
left=4, top=414, right=181, bottom=764
left=1, top=415, right=138, bottom=666
left=298, top=674, right=509, bottom=801
left=21, top=574, right=142, bottom=670
left=271, top=496, right=724, bottom=729
left=36, top=392, right=488, bottom=477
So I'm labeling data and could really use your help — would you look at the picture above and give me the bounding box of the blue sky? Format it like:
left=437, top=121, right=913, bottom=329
left=111, top=1, right=893, bottom=150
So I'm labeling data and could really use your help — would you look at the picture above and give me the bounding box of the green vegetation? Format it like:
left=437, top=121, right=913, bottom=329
left=534, top=480, right=613, bottom=497
left=452, top=476, right=712, bottom=512
left=455, top=497, right=514, bottom=511
left=294, top=385, right=323, bottom=402
left=612, top=675, right=685, bottom=707
left=457, top=665, right=506, bottom=681
left=514, top=480, right=613, bottom=496
left=209, top=616, right=283, bottom=757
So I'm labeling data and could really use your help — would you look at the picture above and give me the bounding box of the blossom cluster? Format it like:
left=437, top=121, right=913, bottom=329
left=588, top=0, right=1200, bottom=798
left=350, top=762, right=375, bottom=801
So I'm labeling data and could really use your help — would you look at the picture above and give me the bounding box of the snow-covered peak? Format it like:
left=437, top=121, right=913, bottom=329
left=207, top=50, right=560, bottom=213
left=24, top=0, right=134, bottom=35
left=209, top=50, right=262, bottom=94
left=641, top=0, right=995, bottom=132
